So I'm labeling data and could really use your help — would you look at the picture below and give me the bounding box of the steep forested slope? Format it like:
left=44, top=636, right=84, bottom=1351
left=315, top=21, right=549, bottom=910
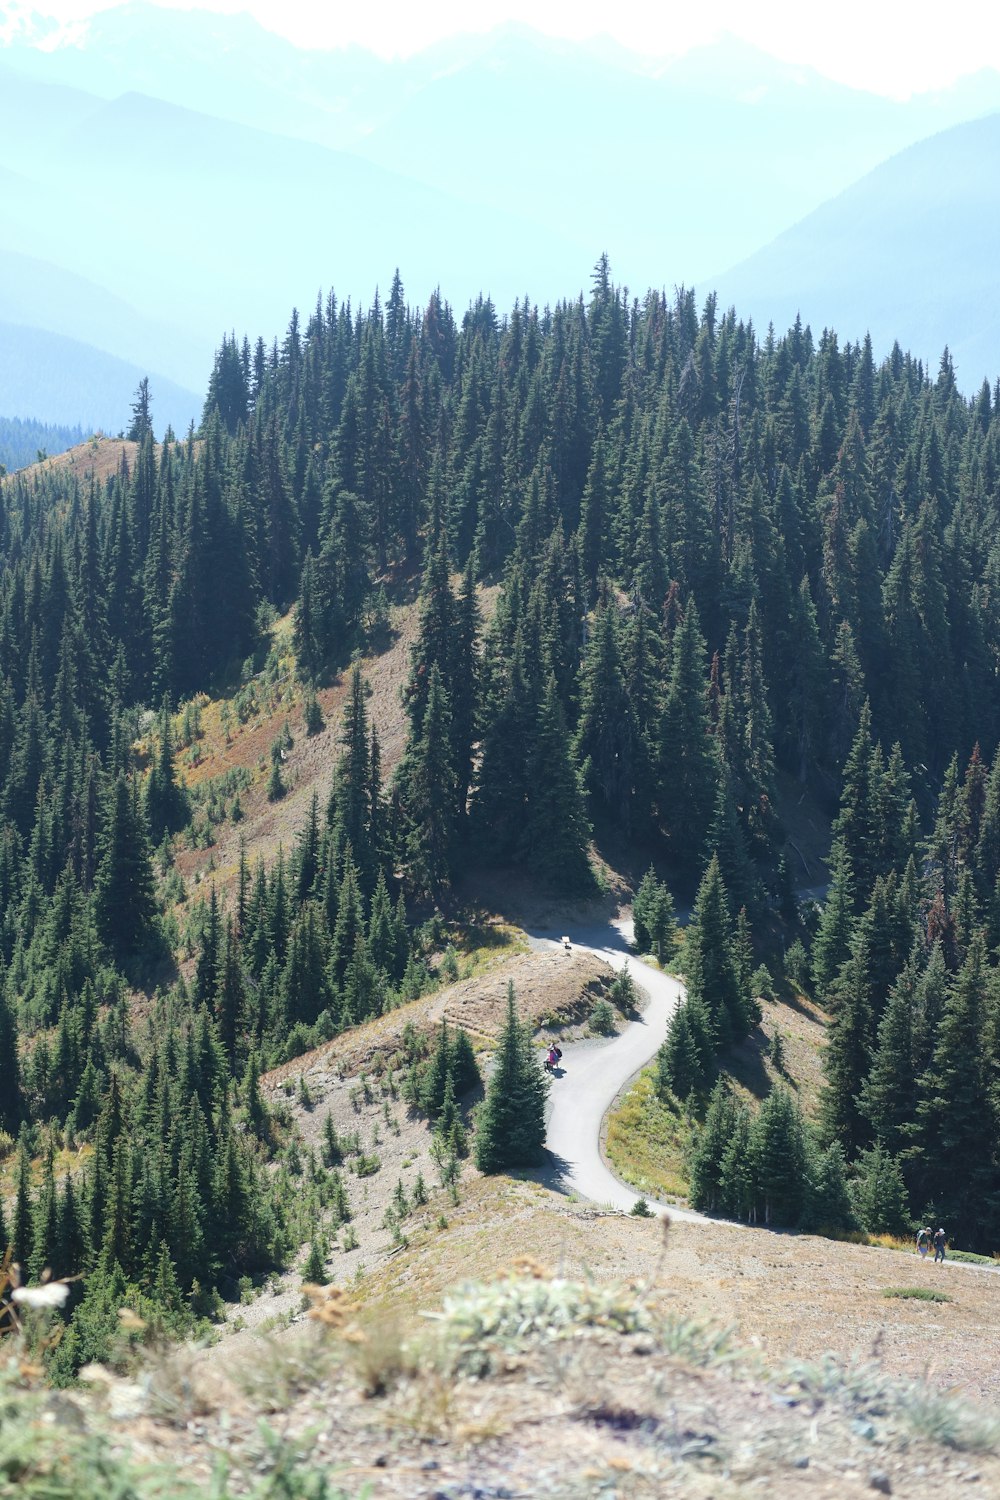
left=3, top=261, right=1000, bottom=1378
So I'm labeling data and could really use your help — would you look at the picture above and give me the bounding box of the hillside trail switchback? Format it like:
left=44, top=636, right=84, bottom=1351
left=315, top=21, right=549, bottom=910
left=527, top=920, right=709, bottom=1224
left=527, top=920, right=1000, bottom=1278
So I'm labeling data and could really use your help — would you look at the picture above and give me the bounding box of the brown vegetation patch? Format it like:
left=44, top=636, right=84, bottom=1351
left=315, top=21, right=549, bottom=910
left=18, top=436, right=206, bottom=488
left=171, top=582, right=502, bottom=904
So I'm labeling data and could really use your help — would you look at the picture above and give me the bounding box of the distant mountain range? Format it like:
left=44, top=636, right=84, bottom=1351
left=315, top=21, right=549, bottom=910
left=0, top=321, right=201, bottom=432
left=1, top=2, right=999, bottom=425
left=707, top=112, right=1000, bottom=389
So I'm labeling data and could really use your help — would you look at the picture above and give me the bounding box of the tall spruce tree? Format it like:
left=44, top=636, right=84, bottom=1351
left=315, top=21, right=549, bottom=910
left=93, top=775, right=159, bottom=967
left=658, top=602, right=719, bottom=871
left=474, top=983, right=547, bottom=1172
left=684, top=854, right=749, bottom=1045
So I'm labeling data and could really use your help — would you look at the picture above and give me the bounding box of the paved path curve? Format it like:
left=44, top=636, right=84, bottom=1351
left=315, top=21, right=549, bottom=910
left=528, top=920, right=1000, bottom=1278
left=527, top=919, right=706, bottom=1221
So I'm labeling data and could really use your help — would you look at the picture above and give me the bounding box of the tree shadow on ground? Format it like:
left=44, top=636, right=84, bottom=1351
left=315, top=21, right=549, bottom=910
left=719, top=1027, right=777, bottom=1104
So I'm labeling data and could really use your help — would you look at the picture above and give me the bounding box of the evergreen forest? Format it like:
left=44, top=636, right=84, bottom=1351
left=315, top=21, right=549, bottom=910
left=4, top=256, right=1000, bottom=1374
left=0, top=417, right=87, bottom=477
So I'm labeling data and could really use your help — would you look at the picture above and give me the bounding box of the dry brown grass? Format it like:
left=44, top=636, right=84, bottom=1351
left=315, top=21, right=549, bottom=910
left=723, top=987, right=829, bottom=1122
left=358, top=1175, right=1000, bottom=1404
left=19, top=436, right=208, bottom=488
left=259, top=944, right=611, bottom=1091
left=106, top=1184, right=1000, bottom=1498
left=170, top=580, right=503, bottom=907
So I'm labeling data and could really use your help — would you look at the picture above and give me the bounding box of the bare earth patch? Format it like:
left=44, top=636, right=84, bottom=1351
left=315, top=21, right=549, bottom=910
left=722, top=988, right=829, bottom=1121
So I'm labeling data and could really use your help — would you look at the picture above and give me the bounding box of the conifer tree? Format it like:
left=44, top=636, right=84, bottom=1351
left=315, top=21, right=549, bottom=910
left=93, top=774, right=159, bottom=967
left=574, top=603, right=636, bottom=828
left=684, top=854, right=749, bottom=1044
left=912, top=932, right=997, bottom=1243
left=832, top=702, right=880, bottom=908
left=689, top=1081, right=741, bottom=1213
left=523, top=673, right=592, bottom=890
left=127, top=378, right=154, bottom=443
left=658, top=602, right=719, bottom=870
left=145, top=696, right=188, bottom=841
left=0, top=984, right=22, bottom=1132
left=11, top=1138, right=33, bottom=1267
left=656, top=996, right=714, bottom=1101
left=850, top=1143, right=911, bottom=1236
left=860, top=954, right=918, bottom=1156
left=802, top=1140, right=855, bottom=1234
left=474, top=983, right=547, bottom=1172
left=750, top=1087, right=808, bottom=1227
left=214, top=920, right=246, bottom=1059
left=397, top=663, right=458, bottom=897
left=811, top=841, right=856, bottom=997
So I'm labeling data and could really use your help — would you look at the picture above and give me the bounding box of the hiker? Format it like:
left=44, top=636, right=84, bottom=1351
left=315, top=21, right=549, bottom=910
left=916, top=1226, right=930, bottom=1259
left=933, top=1227, right=947, bottom=1263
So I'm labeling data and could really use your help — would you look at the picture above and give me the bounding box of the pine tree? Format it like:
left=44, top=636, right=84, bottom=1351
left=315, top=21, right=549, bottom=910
left=851, top=1143, right=911, bottom=1236
left=0, top=984, right=22, bottom=1133
left=523, top=674, right=592, bottom=890
left=145, top=696, right=188, bottom=841
left=93, top=774, right=159, bottom=967
left=811, top=841, right=856, bottom=997
left=397, top=663, right=458, bottom=898
left=684, top=854, right=749, bottom=1044
left=689, top=1082, right=741, bottom=1212
left=802, top=1140, right=856, bottom=1234
left=656, top=997, right=714, bottom=1101
left=213, top=920, right=246, bottom=1059
left=11, top=1138, right=33, bottom=1267
left=126, top=378, right=154, bottom=443
left=832, top=702, right=879, bottom=909
left=860, top=954, right=918, bottom=1156
left=474, top=983, right=547, bottom=1172
left=750, top=1088, right=808, bottom=1227
left=658, top=602, right=719, bottom=871
left=574, top=603, right=636, bottom=828
left=912, top=932, right=997, bottom=1245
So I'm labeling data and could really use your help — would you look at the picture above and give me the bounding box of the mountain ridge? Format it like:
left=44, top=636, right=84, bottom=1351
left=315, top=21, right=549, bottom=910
left=706, top=109, right=1000, bottom=385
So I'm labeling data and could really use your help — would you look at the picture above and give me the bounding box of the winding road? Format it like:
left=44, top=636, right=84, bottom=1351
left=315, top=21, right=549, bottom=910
left=528, top=921, right=1000, bottom=1278
left=528, top=919, right=703, bottom=1220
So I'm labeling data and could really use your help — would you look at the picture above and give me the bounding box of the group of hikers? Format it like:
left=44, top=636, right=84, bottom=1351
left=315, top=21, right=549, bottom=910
left=916, top=1226, right=948, bottom=1262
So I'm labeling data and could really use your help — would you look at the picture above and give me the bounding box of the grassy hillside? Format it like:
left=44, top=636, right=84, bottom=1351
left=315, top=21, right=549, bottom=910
left=605, top=960, right=830, bottom=1207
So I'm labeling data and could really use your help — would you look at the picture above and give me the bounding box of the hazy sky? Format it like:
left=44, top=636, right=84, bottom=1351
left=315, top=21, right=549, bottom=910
left=12, top=0, right=1000, bottom=97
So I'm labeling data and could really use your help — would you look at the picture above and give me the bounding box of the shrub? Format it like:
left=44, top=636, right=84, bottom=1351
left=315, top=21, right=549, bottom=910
left=590, top=998, right=615, bottom=1035
left=882, top=1287, right=952, bottom=1303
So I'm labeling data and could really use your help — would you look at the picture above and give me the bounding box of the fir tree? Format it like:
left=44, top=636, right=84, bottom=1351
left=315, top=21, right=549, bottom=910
left=93, top=774, right=159, bottom=967
left=684, top=854, right=749, bottom=1044
left=397, top=663, right=458, bottom=898
left=474, top=983, right=547, bottom=1172
left=658, top=602, right=719, bottom=871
